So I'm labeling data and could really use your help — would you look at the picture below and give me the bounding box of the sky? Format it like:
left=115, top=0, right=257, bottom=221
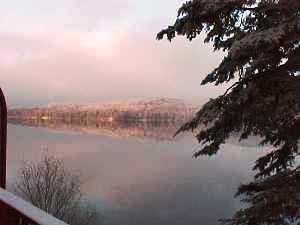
left=0, top=0, right=225, bottom=108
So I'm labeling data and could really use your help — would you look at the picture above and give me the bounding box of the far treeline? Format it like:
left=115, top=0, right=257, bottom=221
left=8, top=101, right=196, bottom=125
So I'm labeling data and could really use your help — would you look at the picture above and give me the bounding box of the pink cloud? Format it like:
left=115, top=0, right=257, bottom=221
left=0, top=28, right=225, bottom=107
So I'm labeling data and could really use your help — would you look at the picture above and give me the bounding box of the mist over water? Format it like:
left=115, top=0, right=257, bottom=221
left=7, top=123, right=260, bottom=225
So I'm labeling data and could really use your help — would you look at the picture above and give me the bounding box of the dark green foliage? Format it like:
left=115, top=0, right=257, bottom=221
left=158, top=0, right=300, bottom=224
left=221, top=168, right=300, bottom=225
left=158, top=0, right=300, bottom=177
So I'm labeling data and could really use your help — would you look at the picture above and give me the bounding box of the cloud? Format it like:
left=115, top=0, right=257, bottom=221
left=0, top=0, right=133, bottom=32
left=0, top=0, right=183, bottom=33
left=0, top=0, right=226, bottom=107
left=0, top=29, right=225, bottom=107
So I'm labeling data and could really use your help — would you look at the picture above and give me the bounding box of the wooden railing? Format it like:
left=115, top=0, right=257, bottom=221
left=0, top=87, right=7, bottom=188
left=0, top=187, right=68, bottom=225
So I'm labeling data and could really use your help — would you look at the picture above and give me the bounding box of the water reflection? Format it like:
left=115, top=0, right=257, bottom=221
left=8, top=118, right=180, bottom=142
left=7, top=123, right=260, bottom=225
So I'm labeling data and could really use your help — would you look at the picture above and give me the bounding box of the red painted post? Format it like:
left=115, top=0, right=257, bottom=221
left=0, top=88, right=7, bottom=188
left=0, top=199, right=40, bottom=225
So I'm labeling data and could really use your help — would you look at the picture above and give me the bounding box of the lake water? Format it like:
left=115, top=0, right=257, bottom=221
left=6, top=123, right=261, bottom=225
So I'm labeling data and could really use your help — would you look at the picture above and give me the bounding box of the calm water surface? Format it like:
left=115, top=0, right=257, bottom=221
left=7, top=123, right=261, bottom=225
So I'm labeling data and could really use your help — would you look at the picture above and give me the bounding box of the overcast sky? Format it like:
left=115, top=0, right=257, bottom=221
left=0, top=0, right=225, bottom=108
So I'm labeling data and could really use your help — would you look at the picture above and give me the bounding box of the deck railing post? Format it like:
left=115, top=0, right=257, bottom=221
left=0, top=88, right=7, bottom=188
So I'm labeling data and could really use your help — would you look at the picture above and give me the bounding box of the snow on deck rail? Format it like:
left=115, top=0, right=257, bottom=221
left=0, top=187, right=68, bottom=225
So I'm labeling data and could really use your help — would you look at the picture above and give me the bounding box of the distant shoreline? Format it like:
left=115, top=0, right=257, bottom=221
left=8, top=98, right=197, bottom=125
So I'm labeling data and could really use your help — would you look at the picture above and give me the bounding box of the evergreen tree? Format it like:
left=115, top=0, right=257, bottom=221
left=158, top=1, right=300, bottom=224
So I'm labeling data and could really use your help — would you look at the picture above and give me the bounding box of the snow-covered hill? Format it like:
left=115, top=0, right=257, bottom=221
left=8, top=98, right=197, bottom=124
